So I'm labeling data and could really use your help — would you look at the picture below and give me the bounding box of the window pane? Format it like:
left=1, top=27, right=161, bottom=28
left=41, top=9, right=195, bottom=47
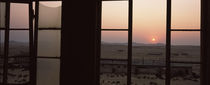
left=101, top=31, right=128, bottom=59
left=9, top=31, right=29, bottom=57
left=102, top=1, right=128, bottom=29
left=0, top=2, right=6, bottom=28
left=37, top=58, right=60, bottom=85
left=132, top=0, right=166, bottom=84
left=171, top=32, right=200, bottom=62
left=171, top=63, right=200, bottom=85
left=0, top=57, right=3, bottom=83
left=7, top=57, right=30, bottom=84
left=0, top=30, right=4, bottom=83
left=10, top=3, right=29, bottom=29
left=39, top=1, right=62, bottom=28
left=0, top=30, right=4, bottom=56
left=171, top=0, right=200, bottom=29
left=100, top=62, right=127, bottom=85
left=38, top=30, right=61, bottom=57
left=100, top=31, right=128, bottom=85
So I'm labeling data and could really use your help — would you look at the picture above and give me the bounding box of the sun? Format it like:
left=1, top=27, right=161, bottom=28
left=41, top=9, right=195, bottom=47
left=152, top=38, right=156, bottom=42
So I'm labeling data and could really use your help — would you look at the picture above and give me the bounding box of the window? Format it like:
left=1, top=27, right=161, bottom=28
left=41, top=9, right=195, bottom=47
left=37, top=2, right=61, bottom=85
left=0, top=2, right=32, bottom=85
left=99, top=0, right=201, bottom=85
left=0, top=1, right=62, bottom=85
left=100, top=1, right=129, bottom=85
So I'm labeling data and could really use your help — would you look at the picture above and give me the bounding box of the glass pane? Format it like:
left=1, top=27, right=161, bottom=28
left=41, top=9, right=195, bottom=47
left=102, top=1, right=128, bottom=29
left=101, top=31, right=128, bottom=59
left=100, top=62, right=127, bottom=85
left=7, top=57, right=30, bottom=84
left=0, top=57, right=3, bottom=83
left=132, top=0, right=166, bottom=84
left=9, top=31, right=29, bottom=57
left=0, top=30, right=4, bottom=56
left=171, top=64, right=200, bottom=85
left=10, top=3, right=29, bottom=29
left=100, top=31, right=127, bottom=85
left=171, top=32, right=200, bottom=62
left=38, top=30, right=61, bottom=57
left=0, top=2, right=6, bottom=28
left=0, top=31, right=4, bottom=83
left=171, top=0, right=200, bottom=29
left=39, top=1, right=62, bottom=28
left=37, top=58, right=60, bottom=85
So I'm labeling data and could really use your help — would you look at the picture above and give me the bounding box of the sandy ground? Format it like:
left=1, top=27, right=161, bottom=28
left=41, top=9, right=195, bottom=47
left=0, top=42, right=200, bottom=85
left=100, top=73, right=200, bottom=85
left=100, top=43, right=200, bottom=85
left=0, top=42, right=59, bottom=85
left=101, top=44, right=200, bottom=62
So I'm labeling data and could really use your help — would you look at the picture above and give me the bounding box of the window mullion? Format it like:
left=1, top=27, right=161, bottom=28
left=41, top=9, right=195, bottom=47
left=127, top=0, right=132, bottom=85
left=166, top=0, right=172, bottom=85
left=2, top=2, right=10, bottom=85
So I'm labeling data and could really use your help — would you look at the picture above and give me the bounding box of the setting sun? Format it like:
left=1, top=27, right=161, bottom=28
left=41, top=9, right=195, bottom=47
left=152, top=38, right=156, bottom=42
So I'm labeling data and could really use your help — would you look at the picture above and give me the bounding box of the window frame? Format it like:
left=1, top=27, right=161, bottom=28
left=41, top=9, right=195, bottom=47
left=98, top=0, right=202, bottom=85
left=0, top=0, right=62, bottom=85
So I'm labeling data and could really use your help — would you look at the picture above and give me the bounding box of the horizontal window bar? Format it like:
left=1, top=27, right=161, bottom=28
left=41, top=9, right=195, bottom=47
left=0, top=0, right=62, bottom=3
left=9, top=29, right=29, bottom=30
left=37, top=0, right=63, bottom=1
left=38, top=28, right=61, bottom=30
left=37, top=56, right=60, bottom=59
left=100, top=58, right=128, bottom=61
left=7, top=56, right=60, bottom=59
left=0, top=0, right=31, bottom=3
left=4, top=83, right=29, bottom=85
left=102, top=0, right=128, bottom=1
left=8, top=56, right=30, bottom=58
left=101, top=64, right=167, bottom=68
left=171, top=61, right=201, bottom=64
left=171, top=29, right=201, bottom=31
left=1, top=28, right=29, bottom=30
left=101, top=29, right=128, bottom=31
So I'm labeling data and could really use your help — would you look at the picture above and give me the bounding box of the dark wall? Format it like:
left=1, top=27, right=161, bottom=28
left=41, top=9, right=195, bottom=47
left=61, top=0, right=100, bottom=85
left=201, top=0, right=210, bottom=85
left=60, top=0, right=210, bottom=85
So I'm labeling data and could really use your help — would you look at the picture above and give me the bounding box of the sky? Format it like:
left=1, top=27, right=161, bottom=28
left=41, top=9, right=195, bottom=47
left=102, top=0, right=200, bottom=45
left=2, top=2, right=62, bottom=57
left=0, top=0, right=200, bottom=45
left=0, top=2, right=61, bottom=42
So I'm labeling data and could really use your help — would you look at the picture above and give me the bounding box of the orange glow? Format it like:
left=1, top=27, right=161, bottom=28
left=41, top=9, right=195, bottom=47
left=152, top=38, right=156, bottom=42
left=101, top=0, right=200, bottom=45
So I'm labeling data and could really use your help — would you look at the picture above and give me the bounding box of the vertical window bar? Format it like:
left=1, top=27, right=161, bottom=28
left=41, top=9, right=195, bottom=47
left=97, top=0, right=102, bottom=85
left=166, top=0, right=171, bottom=85
left=2, top=2, right=10, bottom=85
left=29, top=1, right=35, bottom=85
left=33, top=1, right=39, bottom=85
left=127, top=0, right=132, bottom=85
left=201, top=0, right=205, bottom=84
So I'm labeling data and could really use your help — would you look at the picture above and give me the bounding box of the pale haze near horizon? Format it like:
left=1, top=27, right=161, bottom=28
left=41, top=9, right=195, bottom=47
left=4, top=2, right=61, bottom=42
left=102, top=0, right=200, bottom=46
left=1, top=0, right=200, bottom=45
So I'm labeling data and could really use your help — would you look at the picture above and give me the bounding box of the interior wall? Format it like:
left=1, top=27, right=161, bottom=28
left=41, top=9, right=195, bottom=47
left=201, top=0, right=210, bottom=85
left=61, top=0, right=100, bottom=85
left=60, top=0, right=210, bottom=85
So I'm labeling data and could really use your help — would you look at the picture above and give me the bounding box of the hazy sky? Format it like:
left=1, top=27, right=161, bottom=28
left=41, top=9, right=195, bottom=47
left=102, top=0, right=200, bottom=45
left=1, top=1, right=200, bottom=45
left=3, top=2, right=62, bottom=42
